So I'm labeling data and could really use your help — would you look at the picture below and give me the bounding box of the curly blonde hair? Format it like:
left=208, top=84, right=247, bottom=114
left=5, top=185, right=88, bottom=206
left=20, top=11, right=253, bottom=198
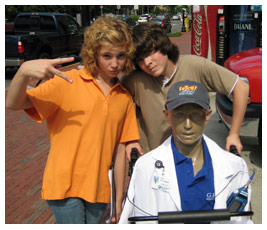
left=81, top=17, right=135, bottom=74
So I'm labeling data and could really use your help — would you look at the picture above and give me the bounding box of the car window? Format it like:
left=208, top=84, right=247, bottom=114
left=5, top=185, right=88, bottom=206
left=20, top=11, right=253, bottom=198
left=56, top=15, right=79, bottom=35
left=14, top=16, right=31, bottom=29
left=40, top=16, right=56, bottom=31
left=14, top=15, right=39, bottom=30
left=66, top=16, right=80, bottom=34
left=56, top=16, right=68, bottom=34
left=30, top=17, right=39, bottom=28
left=151, top=18, right=161, bottom=25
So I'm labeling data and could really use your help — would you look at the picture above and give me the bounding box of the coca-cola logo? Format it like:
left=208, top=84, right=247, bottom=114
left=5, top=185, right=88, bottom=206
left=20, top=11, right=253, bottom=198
left=193, top=13, right=202, bottom=56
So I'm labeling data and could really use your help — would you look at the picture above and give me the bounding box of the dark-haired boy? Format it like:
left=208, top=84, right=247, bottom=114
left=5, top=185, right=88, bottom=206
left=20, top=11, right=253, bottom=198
left=122, top=23, right=249, bottom=155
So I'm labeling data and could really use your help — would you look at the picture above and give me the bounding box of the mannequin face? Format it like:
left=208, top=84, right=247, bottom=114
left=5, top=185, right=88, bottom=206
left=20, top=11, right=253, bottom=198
left=164, top=103, right=212, bottom=146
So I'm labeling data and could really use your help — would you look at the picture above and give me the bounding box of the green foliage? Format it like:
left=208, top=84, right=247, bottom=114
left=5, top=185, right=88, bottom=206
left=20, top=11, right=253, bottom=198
left=174, top=5, right=191, bottom=14
left=165, top=5, right=177, bottom=15
left=5, top=5, right=192, bottom=22
left=167, top=32, right=182, bottom=37
left=152, top=6, right=167, bottom=15
left=130, top=15, right=139, bottom=21
left=5, top=5, right=81, bottom=21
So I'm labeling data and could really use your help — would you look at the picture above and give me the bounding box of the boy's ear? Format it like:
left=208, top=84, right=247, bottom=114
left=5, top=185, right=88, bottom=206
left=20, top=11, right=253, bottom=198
left=205, top=109, right=212, bottom=124
left=163, top=109, right=171, bottom=124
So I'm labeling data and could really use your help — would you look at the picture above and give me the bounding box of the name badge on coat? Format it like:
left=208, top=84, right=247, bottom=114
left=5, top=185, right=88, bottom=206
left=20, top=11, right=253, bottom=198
left=151, top=169, right=172, bottom=192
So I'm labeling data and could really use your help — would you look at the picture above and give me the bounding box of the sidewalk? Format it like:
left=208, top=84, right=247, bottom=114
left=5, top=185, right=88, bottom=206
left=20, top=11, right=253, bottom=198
left=169, top=31, right=192, bottom=55
left=5, top=32, right=192, bottom=224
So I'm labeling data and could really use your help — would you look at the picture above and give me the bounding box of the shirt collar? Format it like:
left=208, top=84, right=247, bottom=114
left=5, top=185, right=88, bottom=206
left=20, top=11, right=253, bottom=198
left=78, top=68, right=127, bottom=91
left=171, top=136, right=213, bottom=185
left=79, top=67, right=94, bottom=80
left=162, top=66, right=177, bottom=87
left=171, top=136, right=187, bottom=164
left=171, top=136, right=212, bottom=171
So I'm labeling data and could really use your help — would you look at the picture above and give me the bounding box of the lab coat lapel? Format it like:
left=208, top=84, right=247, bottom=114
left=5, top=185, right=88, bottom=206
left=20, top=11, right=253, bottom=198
left=204, top=135, right=236, bottom=209
left=152, top=137, right=182, bottom=211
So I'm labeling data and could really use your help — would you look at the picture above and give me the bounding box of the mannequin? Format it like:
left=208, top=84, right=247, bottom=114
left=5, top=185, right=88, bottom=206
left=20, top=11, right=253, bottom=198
left=119, top=80, right=252, bottom=224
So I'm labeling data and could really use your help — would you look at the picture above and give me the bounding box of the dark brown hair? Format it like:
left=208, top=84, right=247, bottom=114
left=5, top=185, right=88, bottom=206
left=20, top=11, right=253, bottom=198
left=132, top=23, right=179, bottom=64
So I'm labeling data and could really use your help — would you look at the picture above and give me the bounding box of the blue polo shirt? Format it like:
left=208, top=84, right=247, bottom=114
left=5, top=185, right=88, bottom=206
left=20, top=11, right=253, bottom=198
left=171, top=136, right=215, bottom=212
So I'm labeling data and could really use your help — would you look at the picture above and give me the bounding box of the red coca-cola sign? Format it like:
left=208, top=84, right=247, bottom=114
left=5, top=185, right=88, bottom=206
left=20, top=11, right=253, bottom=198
left=192, top=6, right=208, bottom=58
left=192, top=5, right=223, bottom=61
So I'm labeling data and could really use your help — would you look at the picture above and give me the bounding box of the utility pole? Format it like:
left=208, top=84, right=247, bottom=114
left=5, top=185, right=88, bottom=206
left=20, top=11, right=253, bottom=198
left=181, top=8, right=186, bottom=32
left=100, top=5, right=103, bottom=17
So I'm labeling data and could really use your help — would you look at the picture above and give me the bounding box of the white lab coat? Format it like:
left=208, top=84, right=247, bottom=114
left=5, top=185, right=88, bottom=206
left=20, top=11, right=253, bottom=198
left=119, top=135, right=253, bottom=224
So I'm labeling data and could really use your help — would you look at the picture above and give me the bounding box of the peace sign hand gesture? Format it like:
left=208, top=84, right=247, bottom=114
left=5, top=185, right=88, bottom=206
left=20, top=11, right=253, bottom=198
left=20, top=57, right=75, bottom=83
left=6, top=57, right=75, bottom=111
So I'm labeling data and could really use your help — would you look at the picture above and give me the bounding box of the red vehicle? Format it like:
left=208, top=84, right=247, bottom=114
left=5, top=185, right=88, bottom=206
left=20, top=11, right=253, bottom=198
left=215, top=48, right=262, bottom=144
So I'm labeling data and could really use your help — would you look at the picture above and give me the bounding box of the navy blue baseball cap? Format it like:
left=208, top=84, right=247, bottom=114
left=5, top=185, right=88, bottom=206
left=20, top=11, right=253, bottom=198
left=165, top=80, right=210, bottom=110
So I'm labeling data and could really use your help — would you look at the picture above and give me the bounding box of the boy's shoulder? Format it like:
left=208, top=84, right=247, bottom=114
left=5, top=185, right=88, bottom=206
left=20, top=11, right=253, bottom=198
left=122, top=69, right=151, bottom=82
left=178, top=54, right=207, bottom=64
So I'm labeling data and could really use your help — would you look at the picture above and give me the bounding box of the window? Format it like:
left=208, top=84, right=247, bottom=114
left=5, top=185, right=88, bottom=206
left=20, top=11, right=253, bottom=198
left=56, top=15, right=79, bottom=35
left=14, top=16, right=31, bottom=29
left=14, top=15, right=56, bottom=31
left=40, top=16, right=56, bottom=31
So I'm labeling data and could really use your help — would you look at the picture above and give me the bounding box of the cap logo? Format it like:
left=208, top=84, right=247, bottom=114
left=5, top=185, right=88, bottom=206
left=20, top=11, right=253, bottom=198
left=179, top=85, right=198, bottom=95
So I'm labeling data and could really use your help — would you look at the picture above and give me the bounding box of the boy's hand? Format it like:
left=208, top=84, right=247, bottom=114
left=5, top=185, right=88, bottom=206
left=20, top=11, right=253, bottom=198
left=226, top=134, right=242, bottom=155
left=126, top=141, right=143, bottom=162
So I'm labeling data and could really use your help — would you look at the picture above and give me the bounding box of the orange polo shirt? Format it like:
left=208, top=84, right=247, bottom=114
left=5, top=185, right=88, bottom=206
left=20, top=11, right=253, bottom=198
left=25, top=68, right=140, bottom=203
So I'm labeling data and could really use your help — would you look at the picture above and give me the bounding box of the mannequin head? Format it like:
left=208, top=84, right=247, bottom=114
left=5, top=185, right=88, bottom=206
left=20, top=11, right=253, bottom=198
left=164, top=80, right=212, bottom=148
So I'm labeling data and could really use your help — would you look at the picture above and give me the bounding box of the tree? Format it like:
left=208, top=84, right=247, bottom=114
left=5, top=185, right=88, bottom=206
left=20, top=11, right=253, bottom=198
left=5, top=5, right=80, bottom=21
left=165, top=5, right=177, bottom=15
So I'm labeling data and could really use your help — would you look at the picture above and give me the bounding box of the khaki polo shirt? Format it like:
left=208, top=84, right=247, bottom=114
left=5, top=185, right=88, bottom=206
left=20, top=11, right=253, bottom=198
left=25, top=68, right=140, bottom=203
left=122, top=55, right=238, bottom=153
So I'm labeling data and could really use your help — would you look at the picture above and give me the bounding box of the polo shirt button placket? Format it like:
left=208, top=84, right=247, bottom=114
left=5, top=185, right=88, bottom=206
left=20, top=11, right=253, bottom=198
left=104, top=100, right=108, bottom=113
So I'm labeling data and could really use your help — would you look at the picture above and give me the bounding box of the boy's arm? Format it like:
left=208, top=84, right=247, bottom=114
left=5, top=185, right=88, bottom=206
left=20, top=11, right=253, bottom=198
left=113, top=143, right=126, bottom=223
left=226, top=78, right=249, bottom=154
left=6, top=58, right=74, bottom=111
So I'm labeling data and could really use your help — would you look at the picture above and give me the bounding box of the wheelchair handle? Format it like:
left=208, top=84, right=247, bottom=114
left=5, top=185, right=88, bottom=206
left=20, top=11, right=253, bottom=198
left=128, top=209, right=253, bottom=223
left=230, top=145, right=240, bottom=156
